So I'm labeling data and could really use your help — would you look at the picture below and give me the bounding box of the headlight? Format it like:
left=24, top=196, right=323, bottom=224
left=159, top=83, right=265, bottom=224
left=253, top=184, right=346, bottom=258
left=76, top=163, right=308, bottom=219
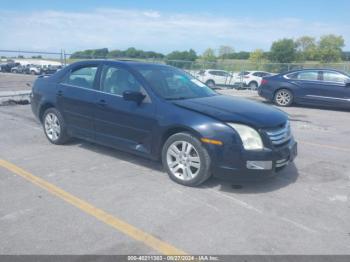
left=228, top=123, right=264, bottom=150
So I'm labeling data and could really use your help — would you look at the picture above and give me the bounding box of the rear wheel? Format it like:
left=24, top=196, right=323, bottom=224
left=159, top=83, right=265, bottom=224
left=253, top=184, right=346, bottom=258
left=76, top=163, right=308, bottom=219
left=42, top=108, right=70, bottom=144
left=274, top=89, right=293, bottom=107
left=248, top=81, right=258, bottom=90
left=205, top=80, right=216, bottom=89
left=162, top=132, right=211, bottom=186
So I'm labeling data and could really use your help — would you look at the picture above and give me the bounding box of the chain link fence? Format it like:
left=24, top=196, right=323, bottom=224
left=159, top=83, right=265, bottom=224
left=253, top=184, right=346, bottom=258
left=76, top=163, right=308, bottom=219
left=1, top=49, right=350, bottom=90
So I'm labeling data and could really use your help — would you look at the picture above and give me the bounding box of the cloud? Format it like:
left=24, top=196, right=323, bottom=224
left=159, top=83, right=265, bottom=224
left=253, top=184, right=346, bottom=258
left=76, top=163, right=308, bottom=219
left=0, top=8, right=349, bottom=54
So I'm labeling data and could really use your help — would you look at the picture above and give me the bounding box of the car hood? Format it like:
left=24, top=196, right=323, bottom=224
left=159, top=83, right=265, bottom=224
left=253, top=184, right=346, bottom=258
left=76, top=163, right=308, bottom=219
left=173, top=95, right=287, bottom=128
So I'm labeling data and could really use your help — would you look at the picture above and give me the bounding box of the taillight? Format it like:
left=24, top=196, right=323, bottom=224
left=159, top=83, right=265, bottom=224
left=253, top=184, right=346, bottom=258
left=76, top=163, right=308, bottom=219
left=244, top=76, right=250, bottom=79
left=261, top=79, right=268, bottom=85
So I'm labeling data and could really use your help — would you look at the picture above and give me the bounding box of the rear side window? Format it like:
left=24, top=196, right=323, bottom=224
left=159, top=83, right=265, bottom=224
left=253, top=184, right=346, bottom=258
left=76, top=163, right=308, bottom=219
left=253, top=72, right=262, bottom=77
left=63, top=66, right=98, bottom=89
left=322, top=71, right=349, bottom=83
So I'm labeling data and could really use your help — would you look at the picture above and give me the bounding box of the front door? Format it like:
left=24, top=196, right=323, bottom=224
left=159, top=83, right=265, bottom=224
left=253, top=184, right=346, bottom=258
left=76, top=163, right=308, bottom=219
left=94, top=64, right=156, bottom=155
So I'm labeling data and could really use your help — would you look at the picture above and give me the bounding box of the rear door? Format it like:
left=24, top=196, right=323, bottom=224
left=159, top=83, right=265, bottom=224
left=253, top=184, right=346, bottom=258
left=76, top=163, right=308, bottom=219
left=94, top=64, right=156, bottom=155
left=317, top=70, right=350, bottom=108
left=208, top=70, right=226, bottom=85
left=57, top=63, right=100, bottom=140
left=286, top=70, right=324, bottom=104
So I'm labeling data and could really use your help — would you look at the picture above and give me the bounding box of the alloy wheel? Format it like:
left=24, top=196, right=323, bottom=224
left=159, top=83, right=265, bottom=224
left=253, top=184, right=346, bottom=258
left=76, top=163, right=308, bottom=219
left=166, top=141, right=201, bottom=181
left=44, top=113, right=61, bottom=141
left=275, top=90, right=292, bottom=106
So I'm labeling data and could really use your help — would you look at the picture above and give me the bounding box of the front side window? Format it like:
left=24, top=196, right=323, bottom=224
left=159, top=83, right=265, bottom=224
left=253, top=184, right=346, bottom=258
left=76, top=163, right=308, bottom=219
left=100, top=66, right=142, bottom=96
left=64, top=66, right=98, bottom=89
left=134, top=65, right=217, bottom=100
left=322, top=71, right=350, bottom=83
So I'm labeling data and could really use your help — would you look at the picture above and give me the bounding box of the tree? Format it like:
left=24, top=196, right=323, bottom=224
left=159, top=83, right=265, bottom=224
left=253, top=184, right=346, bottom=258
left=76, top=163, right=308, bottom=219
left=166, top=49, right=197, bottom=61
left=318, top=34, right=344, bottom=62
left=296, top=36, right=318, bottom=61
left=269, top=39, right=296, bottom=63
left=219, top=45, right=234, bottom=58
left=249, top=49, right=265, bottom=63
left=202, top=48, right=216, bottom=62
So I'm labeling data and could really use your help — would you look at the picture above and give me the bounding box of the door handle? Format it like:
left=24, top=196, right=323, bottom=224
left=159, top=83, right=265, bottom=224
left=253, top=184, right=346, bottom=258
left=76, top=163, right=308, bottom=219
left=56, top=90, right=63, bottom=97
left=97, top=99, right=107, bottom=107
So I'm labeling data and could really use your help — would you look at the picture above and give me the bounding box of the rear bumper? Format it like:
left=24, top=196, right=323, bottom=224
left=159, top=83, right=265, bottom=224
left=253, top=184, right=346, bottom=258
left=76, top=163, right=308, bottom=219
left=258, top=87, right=274, bottom=101
left=212, top=138, right=297, bottom=182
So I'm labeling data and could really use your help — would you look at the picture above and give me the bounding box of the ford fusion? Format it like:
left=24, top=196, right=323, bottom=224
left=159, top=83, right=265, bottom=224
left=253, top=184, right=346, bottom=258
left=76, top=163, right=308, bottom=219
left=31, top=61, right=297, bottom=186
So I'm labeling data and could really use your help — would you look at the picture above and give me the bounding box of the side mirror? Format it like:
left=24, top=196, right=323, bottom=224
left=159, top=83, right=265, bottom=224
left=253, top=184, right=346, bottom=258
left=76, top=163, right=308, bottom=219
left=122, top=90, right=146, bottom=105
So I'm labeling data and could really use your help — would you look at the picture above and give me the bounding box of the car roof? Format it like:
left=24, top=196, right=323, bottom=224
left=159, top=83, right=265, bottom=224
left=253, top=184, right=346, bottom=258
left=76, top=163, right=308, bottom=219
left=283, top=68, right=349, bottom=75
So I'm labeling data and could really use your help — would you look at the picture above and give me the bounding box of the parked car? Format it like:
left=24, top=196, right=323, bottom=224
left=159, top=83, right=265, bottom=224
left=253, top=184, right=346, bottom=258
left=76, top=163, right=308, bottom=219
left=24, top=65, right=42, bottom=75
left=31, top=60, right=297, bottom=186
left=196, top=69, right=236, bottom=88
left=258, top=69, right=350, bottom=109
left=41, top=65, right=62, bottom=75
left=11, top=64, right=27, bottom=74
left=1, top=62, right=20, bottom=73
left=236, top=71, right=273, bottom=90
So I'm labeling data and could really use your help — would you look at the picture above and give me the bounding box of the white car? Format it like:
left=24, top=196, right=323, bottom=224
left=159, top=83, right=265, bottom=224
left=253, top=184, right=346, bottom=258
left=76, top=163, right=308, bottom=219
left=196, top=69, right=235, bottom=88
left=236, top=71, right=273, bottom=89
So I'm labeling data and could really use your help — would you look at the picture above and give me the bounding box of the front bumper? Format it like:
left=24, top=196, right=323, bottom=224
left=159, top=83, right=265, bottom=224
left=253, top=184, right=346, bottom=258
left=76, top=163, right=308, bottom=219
left=212, top=138, right=298, bottom=182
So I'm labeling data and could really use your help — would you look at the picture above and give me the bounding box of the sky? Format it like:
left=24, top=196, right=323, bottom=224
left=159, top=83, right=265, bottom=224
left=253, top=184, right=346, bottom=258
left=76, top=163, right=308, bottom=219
left=0, top=0, right=349, bottom=54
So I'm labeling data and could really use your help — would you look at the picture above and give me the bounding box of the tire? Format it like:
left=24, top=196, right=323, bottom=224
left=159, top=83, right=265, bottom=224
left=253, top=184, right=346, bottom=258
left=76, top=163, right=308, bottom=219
left=248, top=81, right=258, bottom=90
left=205, top=80, right=216, bottom=89
left=162, top=132, right=211, bottom=186
left=274, top=89, right=293, bottom=107
left=12, top=70, right=18, bottom=74
left=30, top=70, right=36, bottom=75
left=42, top=108, right=70, bottom=145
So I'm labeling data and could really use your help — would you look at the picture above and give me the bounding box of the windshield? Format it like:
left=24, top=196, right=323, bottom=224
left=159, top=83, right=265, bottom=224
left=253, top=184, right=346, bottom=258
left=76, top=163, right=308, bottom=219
left=134, top=65, right=217, bottom=100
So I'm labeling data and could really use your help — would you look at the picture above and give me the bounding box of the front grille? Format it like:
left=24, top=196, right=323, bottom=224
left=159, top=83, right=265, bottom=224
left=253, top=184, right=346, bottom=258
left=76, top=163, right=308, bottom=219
left=266, top=121, right=291, bottom=146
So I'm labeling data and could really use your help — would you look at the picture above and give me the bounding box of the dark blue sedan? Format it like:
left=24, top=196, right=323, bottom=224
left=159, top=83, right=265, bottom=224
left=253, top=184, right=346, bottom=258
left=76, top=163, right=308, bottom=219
left=31, top=60, right=297, bottom=186
left=258, top=69, right=350, bottom=109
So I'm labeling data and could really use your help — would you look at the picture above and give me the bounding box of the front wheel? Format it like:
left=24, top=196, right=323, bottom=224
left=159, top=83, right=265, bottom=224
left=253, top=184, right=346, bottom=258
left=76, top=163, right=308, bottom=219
left=42, top=108, right=70, bottom=144
left=162, top=132, right=211, bottom=186
left=274, top=89, right=293, bottom=107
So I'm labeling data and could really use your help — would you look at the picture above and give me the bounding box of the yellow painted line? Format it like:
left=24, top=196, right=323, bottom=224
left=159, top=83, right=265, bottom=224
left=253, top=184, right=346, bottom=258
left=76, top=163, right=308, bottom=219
left=300, top=141, right=350, bottom=153
left=0, top=159, right=186, bottom=255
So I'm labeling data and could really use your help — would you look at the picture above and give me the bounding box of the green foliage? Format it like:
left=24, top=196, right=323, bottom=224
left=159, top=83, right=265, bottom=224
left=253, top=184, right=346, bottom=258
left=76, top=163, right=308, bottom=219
left=71, top=48, right=109, bottom=59
left=201, top=48, right=217, bottom=62
left=296, top=36, right=318, bottom=61
left=218, top=46, right=234, bottom=58
left=166, top=49, right=197, bottom=61
left=269, top=38, right=297, bottom=63
left=222, top=51, right=250, bottom=60
left=71, top=47, right=164, bottom=59
left=342, top=51, right=350, bottom=61
left=318, top=34, right=345, bottom=63
left=249, top=49, right=265, bottom=63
